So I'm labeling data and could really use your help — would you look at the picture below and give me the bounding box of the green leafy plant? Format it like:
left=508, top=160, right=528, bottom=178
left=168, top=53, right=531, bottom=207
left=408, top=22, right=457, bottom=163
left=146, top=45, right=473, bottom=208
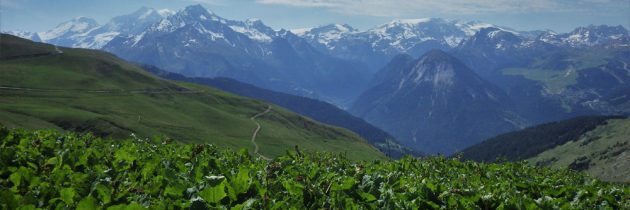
left=1, top=128, right=628, bottom=209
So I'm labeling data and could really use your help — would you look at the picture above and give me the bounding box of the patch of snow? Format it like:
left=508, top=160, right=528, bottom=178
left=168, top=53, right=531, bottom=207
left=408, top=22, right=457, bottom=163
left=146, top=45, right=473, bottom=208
left=156, top=19, right=172, bottom=31
left=131, top=32, right=145, bottom=47
left=495, top=43, right=503, bottom=49
left=290, top=28, right=313, bottom=36
left=444, top=35, right=462, bottom=47
left=390, top=18, right=433, bottom=25
left=487, top=30, right=501, bottom=39
left=76, top=31, right=120, bottom=48
left=460, top=22, right=495, bottom=36
left=229, top=25, right=272, bottom=42
left=157, top=9, right=175, bottom=17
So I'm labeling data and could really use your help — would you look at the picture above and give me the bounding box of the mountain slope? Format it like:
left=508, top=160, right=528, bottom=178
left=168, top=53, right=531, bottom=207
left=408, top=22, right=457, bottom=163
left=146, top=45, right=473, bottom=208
left=0, top=34, right=385, bottom=160
left=103, top=5, right=368, bottom=106
left=351, top=50, right=526, bottom=154
left=528, top=118, right=630, bottom=182
left=142, top=66, right=418, bottom=158
left=459, top=116, right=629, bottom=182
left=460, top=116, right=623, bottom=162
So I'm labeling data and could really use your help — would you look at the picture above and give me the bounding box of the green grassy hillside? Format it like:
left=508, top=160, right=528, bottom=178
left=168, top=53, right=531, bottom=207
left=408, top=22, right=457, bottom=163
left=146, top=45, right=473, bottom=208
left=529, top=118, right=630, bottom=182
left=1, top=129, right=628, bottom=209
left=460, top=116, right=629, bottom=182
left=0, top=34, right=384, bottom=160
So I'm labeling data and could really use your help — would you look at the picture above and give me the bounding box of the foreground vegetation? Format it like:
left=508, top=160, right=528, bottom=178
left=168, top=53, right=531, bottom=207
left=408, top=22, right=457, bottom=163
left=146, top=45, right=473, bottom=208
left=1, top=129, right=628, bottom=209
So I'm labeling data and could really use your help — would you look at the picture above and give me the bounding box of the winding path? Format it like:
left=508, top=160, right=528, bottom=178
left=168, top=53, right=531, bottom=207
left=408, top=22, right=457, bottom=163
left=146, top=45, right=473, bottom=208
left=54, top=46, right=64, bottom=54
left=250, top=105, right=272, bottom=161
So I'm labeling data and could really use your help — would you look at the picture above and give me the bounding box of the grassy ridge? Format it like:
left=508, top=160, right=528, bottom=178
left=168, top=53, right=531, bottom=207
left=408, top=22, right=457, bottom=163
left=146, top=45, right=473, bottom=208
left=0, top=34, right=384, bottom=160
left=529, top=119, right=630, bottom=182
left=1, top=129, right=628, bottom=209
left=460, top=116, right=629, bottom=182
left=460, top=116, right=621, bottom=162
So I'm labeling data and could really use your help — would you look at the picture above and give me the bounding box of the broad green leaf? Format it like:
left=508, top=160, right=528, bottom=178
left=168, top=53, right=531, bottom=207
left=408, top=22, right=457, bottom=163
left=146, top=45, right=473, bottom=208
left=199, top=180, right=227, bottom=204
left=227, top=167, right=251, bottom=200
left=359, top=192, right=376, bottom=202
left=332, top=177, right=356, bottom=191
left=282, top=180, right=304, bottom=197
left=164, top=184, right=186, bottom=198
left=95, top=184, right=112, bottom=204
left=9, top=173, right=21, bottom=191
left=60, top=187, right=76, bottom=205
left=77, top=196, right=98, bottom=210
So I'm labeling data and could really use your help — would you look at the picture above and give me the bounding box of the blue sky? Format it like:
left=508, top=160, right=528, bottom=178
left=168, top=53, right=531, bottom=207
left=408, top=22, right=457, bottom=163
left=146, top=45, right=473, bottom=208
left=2, top=0, right=629, bottom=33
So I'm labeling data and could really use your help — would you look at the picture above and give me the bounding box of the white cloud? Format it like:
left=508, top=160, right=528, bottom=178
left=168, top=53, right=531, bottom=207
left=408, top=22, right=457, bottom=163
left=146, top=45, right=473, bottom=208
left=255, top=0, right=627, bottom=16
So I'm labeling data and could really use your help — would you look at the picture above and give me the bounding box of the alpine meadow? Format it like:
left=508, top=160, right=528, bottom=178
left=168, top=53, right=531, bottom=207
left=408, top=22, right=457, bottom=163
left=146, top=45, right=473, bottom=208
left=1, top=0, right=629, bottom=209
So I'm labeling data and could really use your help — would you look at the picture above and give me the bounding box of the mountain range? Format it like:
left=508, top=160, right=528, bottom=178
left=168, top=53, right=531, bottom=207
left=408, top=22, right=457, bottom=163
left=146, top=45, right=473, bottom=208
left=5, top=4, right=629, bottom=155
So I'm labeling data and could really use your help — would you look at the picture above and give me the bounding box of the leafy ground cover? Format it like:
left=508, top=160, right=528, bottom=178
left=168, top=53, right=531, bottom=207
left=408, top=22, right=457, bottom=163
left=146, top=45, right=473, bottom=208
left=1, top=128, right=628, bottom=209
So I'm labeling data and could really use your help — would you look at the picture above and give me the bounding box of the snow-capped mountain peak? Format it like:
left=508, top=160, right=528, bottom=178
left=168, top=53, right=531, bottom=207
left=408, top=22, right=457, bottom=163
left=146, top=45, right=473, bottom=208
left=4, top=31, right=42, bottom=42
left=461, top=27, right=525, bottom=50
left=379, top=18, right=438, bottom=29
left=367, top=18, right=477, bottom=50
left=157, top=9, right=175, bottom=17
left=104, top=7, right=166, bottom=33
left=245, top=18, right=262, bottom=25
left=227, top=18, right=279, bottom=42
left=537, top=24, right=629, bottom=47
left=289, top=27, right=313, bottom=36
left=454, top=21, right=499, bottom=36
left=38, top=17, right=99, bottom=42
left=150, top=5, right=219, bottom=32
left=131, top=7, right=171, bottom=20
left=157, top=5, right=279, bottom=43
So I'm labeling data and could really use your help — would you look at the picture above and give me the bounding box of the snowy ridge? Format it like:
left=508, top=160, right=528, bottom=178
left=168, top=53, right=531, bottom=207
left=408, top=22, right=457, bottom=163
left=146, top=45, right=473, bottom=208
left=293, top=18, right=509, bottom=58
left=537, top=25, right=629, bottom=47
left=21, top=7, right=174, bottom=49
left=4, top=30, right=42, bottom=42
left=226, top=18, right=278, bottom=43
left=38, top=17, right=99, bottom=42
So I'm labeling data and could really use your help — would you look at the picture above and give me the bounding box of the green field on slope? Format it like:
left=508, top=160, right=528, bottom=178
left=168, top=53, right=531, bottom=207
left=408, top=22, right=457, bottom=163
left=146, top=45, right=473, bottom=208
left=500, top=48, right=619, bottom=94
left=0, top=34, right=384, bottom=160
left=502, top=67, right=577, bottom=94
left=529, top=118, right=630, bottom=182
